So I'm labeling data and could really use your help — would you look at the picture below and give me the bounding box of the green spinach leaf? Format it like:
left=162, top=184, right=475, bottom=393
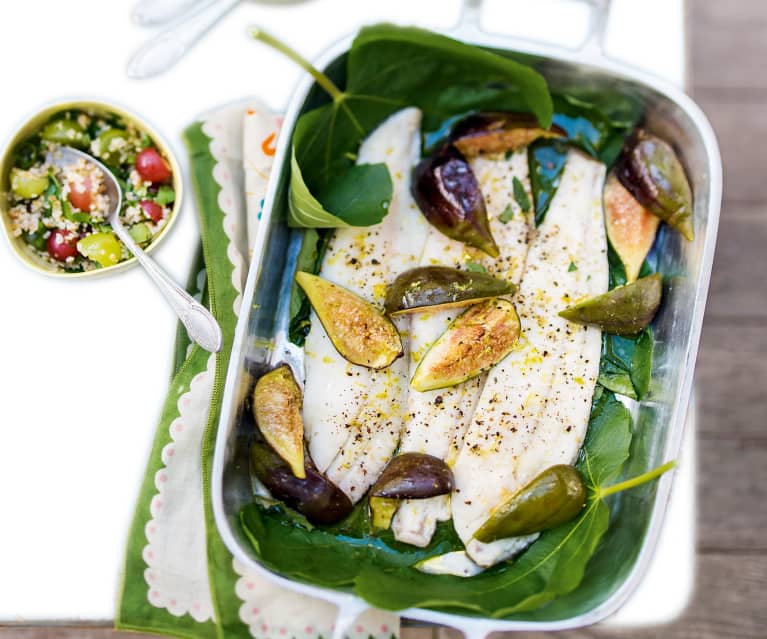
left=528, top=93, right=643, bottom=227
left=600, top=236, right=657, bottom=400
left=552, top=95, right=637, bottom=166
left=528, top=139, right=568, bottom=227
left=598, top=330, right=654, bottom=401
left=288, top=228, right=331, bottom=346
left=316, top=163, right=392, bottom=226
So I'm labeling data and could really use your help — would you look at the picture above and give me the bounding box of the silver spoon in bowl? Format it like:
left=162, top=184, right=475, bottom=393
left=48, top=146, right=223, bottom=353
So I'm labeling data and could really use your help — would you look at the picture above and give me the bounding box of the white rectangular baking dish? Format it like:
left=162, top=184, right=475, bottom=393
left=212, top=1, right=722, bottom=635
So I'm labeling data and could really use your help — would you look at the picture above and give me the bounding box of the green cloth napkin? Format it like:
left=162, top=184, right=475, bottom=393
left=116, top=100, right=398, bottom=639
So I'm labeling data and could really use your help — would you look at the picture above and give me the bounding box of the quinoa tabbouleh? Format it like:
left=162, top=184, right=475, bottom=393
left=6, top=108, right=176, bottom=272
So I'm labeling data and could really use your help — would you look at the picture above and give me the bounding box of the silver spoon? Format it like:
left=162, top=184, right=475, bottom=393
left=132, top=0, right=208, bottom=27
left=127, top=0, right=242, bottom=78
left=126, top=0, right=310, bottom=79
left=48, top=146, right=223, bottom=353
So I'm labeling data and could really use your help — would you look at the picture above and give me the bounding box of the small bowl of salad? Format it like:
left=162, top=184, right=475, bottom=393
left=0, top=100, right=182, bottom=276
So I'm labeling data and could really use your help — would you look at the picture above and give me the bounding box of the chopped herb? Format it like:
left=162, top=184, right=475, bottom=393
left=568, top=261, right=578, bottom=272
left=465, top=261, right=487, bottom=273
left=512, top=176, right=531, bottom=213
left=504, top=149, right=514, bottom=160
left=499, top=204, right=515, bottom=224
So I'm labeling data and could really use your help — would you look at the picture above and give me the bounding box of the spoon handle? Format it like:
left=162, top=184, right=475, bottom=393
left=127, top=0, right=241, bottom=78
left=111, top=220, right=224, bottom=353
left=132, top=0, right=208, bottom=27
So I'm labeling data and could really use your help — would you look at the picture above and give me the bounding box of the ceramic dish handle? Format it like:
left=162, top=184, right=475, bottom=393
left=456, top=0, right=613, bottom=54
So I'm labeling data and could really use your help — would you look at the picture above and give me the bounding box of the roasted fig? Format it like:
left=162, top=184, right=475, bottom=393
left=369, top=452, right=455, bottom=530
left=411, top=299, right=521, bottom=392
left=604, top=172, right=660, bottom=283
left=473, top=464, right=586, bottom=542
left=412, top=145, right=499, bottom=257
left=371, top=452, right=455, bottom=499
left=450, top=112, right=565, bottom=157
left=252, top=365, right=305, bottom=478
left=615, top=130, right=694, bottom=241
left=559, top=273, right=662, bottom=335
left=295, top=271, right=403, bottom=369
left=384, top=266, right=515, bottom=316
left=250, top=439, right=353, bottom=526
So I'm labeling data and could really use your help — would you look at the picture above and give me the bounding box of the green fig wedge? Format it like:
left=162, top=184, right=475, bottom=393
left=604, top=172, right=660, bottom=283
left=295, top=271, right=403, bottom=369
left=451, top=111, right=565, bottom=157
left=384, top=266, right=515, bottom=315
left=559, top=273, right=663, bottom=335
left=473, top=465, right=586, bottom=542
left=411, top=298, right=521, bottom=392
left=615, top=129, right=694, bottom=241
left=252, top=365, right=305, bottom=479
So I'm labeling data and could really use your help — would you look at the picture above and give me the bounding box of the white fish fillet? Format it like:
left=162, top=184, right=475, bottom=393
left=391, top=230, right=479, bottom=546
left=451, top=150, right=608, bottom=567
left=304, top=108, right=430, bottom=500
left=302, top=107, right=426, bottom=475
left=416, top=550, right=484, bottom=577
left=392, top=151, right=533, bottom=547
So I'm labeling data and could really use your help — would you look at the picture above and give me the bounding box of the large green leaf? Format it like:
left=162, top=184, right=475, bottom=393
left=288, top=149, right=350, bottom=228
left=598, top=331, right=654, bottom=401
left=316, top=163, right=392, bottom=226
left=348, top=24, right=553, bottom=128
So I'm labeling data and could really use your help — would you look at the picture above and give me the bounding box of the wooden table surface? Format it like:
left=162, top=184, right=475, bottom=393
left=3, top=0, right=764, bottom=637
